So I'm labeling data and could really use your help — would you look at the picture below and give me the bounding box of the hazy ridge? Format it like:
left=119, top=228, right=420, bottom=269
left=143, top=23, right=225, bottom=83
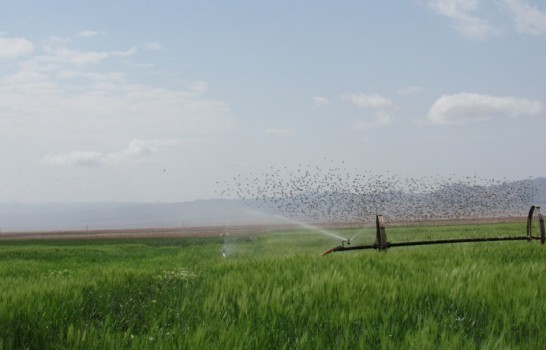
left=1, top=178, right=545, bottom=232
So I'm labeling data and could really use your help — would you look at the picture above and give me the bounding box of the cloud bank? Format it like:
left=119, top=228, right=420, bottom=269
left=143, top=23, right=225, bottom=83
left=423, top=0, right=546, bottom=38
left=503, top=0, right=546, bottom=35
left=343, top=93, right=394, bottom=109
left=425, top=0, right=498, bottom=39
left=354, top=114, right=393, bottom=131
left=0, top=34, right=232, bottom=139
left=343, top=93, right=394, bottom=131
left=311, top=96, right=330, bottom=107
left=43, top=139, right=179, bottom=167
left=427, top=92, right=543, bottom=124
left=0, top=36, right=34, bottom=59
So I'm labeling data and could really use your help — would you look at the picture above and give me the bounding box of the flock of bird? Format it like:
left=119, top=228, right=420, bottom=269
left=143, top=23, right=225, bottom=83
left=217, top=163, right=535, bottom=224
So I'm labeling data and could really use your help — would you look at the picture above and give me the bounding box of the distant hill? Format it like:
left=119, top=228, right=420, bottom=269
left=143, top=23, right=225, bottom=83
left=531, top=177, right=546, bottom=204
left=0, top=199, right=280, bottom=232
left=1, top=177, right=544, bottom=233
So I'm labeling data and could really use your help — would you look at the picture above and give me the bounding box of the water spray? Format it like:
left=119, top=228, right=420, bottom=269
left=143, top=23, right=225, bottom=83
left=273, top=215, right=348, bottom=242
left=221, top=231, right=230, bottom=258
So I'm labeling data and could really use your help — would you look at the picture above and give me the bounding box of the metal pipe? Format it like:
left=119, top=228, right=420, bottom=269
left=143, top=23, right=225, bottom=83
left=527, top=205, right=536, bottom=239
left=387, top=236, right=530, bottom=247
left=537, top=207, right=546, bottom=244
left=324, top=236, right=532, bottom=254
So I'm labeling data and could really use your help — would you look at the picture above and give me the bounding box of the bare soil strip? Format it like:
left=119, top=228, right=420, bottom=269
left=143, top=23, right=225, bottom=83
left=0, top=216, right=525, bottom=241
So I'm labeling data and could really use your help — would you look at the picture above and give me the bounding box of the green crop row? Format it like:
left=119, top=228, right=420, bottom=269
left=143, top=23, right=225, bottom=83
left=0, top=221, right=544, bottom=349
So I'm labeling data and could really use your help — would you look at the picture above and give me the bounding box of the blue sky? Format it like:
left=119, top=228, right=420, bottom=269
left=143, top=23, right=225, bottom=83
left=1, top=0, right=545, bottom=202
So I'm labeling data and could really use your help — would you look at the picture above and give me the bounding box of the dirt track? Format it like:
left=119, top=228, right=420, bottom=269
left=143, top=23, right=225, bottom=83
left=0, top=216, right=526, bottom=241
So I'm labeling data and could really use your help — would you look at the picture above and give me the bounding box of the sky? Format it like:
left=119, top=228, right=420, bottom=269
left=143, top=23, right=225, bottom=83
left=1, top=0, right=545, bottom=203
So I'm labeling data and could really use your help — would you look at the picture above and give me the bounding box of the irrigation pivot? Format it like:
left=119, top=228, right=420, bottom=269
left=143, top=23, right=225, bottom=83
left=321, top=205, right=545, bottom=256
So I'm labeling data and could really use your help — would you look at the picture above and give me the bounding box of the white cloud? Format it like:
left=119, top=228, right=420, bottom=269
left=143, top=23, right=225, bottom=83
left=0, top=38, right=232, bottom=138
left=43, top=151, right=103, bottom=167
left=144, top=42, right=163, bottom=50
left=121, top=60, right=154, bottom=69
left=103, top=139, right=178, bottom=165
left=43, top=139, right=179, bottom=167
left=343, top=93, right=395, bottom=131
left=46, top=36, right=71, bottom=45
left=0, top=78, right=231, bottom=136
left=343, top=93, right=393, bottom=109
left=398, top=85, right=425, bottom=96
left=311, top=96, right=330, bottom=107
left=0, top=36, right=34, bottom=59
left=503, top=0, right=546, bottom=35
left=112, top=47, right=138, bottom=57
left=56, top=70, right=126, bottom=82
left=190, top=81, right=208, bottom=94
left=77, top=30, right=103, bottom=38
left=2, top=70, right=60, bottom=95
left=0, top=75, right=231, bottom=137
left=457, top=19, right=497, bottom=39
left=36, top=42, right=135, bottom=66
left=424, top=0, right=498, bottom=39
left=3, top=70, right=49, bottom=84
left=264, top=128, right=296, bottom=137
left=354, top=114, right=392, bottom=131
left=427, top=93, right=543, bottom=124
left=41, top=46, right=111, bottom=65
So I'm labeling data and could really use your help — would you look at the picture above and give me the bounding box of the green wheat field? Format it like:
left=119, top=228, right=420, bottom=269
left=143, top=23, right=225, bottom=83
left=1, top=221, right=545, bottom=349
